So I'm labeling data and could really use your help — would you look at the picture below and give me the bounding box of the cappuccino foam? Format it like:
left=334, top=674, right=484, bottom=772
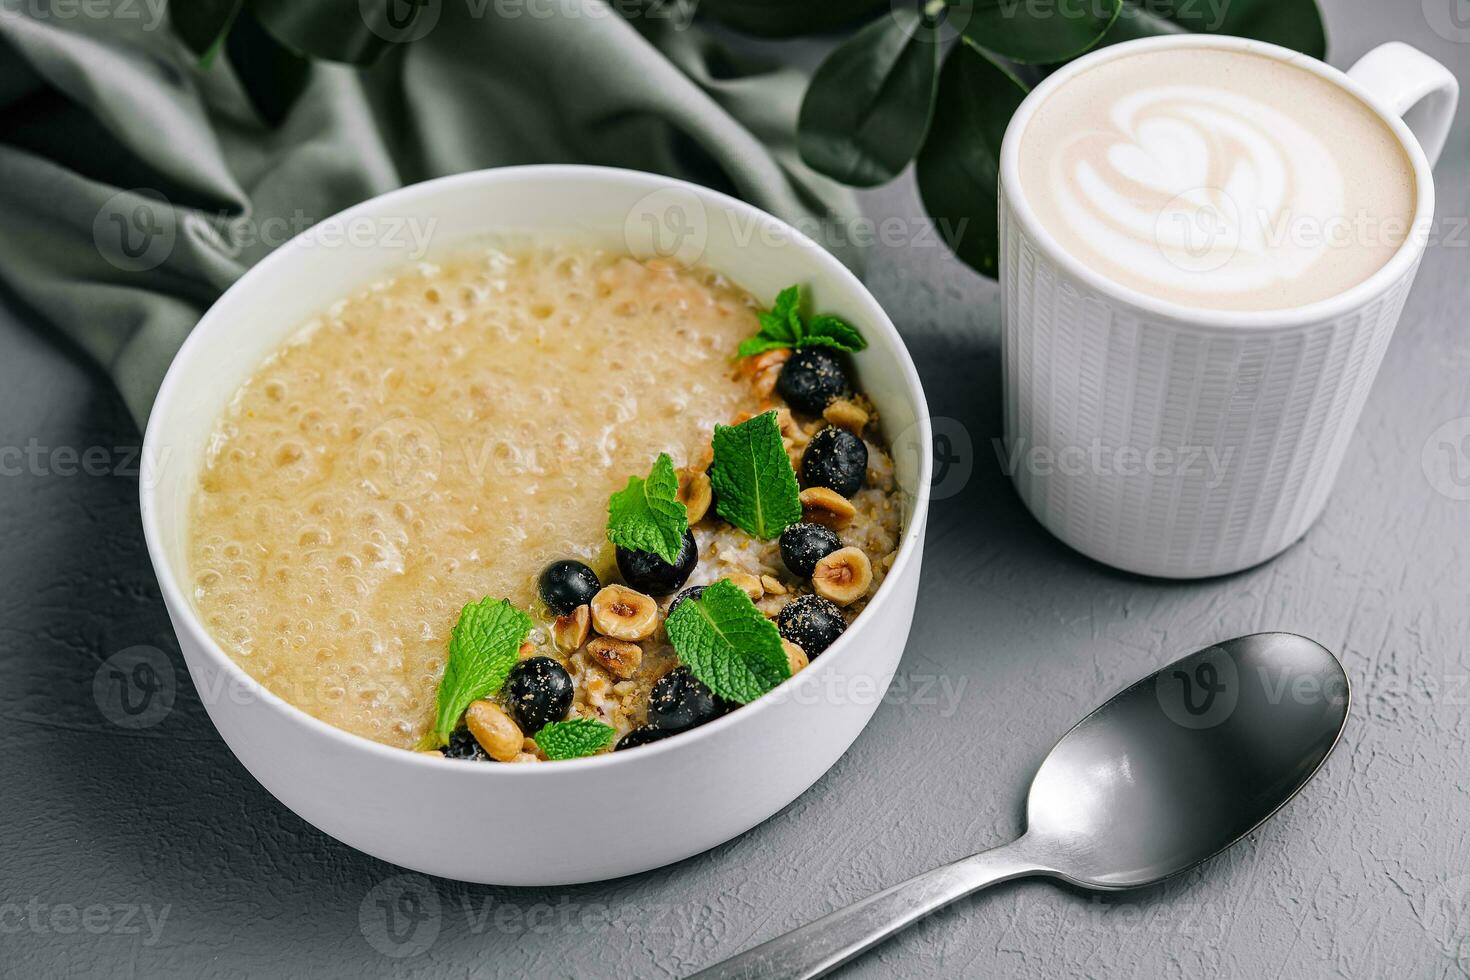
left=1017, top=48, right=1416, bottom=312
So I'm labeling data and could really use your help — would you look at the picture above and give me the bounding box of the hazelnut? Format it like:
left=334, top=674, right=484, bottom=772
left=586, top=636, right=643, bottom=679
left=728, top=572, right=764, bottom=602
left=800, top=486, right=856, bottom=530
left=590, top=584, right=659, bottom=641
left=811, top=546, right=873, bottom=606
left=677, top=467, right=714, bottom=524
left=465, top=699, right=523, bottom=762
left=822, top=399, right=869, bottom=435
left=552, top=605, right=590, bottom=651
left=760, top=574, right=787, bottom=596
left=782, top=639, right=809, bottom=675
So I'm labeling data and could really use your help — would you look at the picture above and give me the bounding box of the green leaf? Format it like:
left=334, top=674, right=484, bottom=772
left=802, top=315, right=868, bottom=353
left=535, top=718, right=616, bottom=760
left=1093, top=0, right=1325, bottom=59
left=665, top=580, right=790, bottom=703
left=915, top=39, right=1029, bottom=279
left=797, top=8, right=940, bottom=187
left=251, top=0, right=414, bottom=65
left=694, top=0, right=890, bottom=37
left=430, top=598, right=533, bottom=746
left=224, top=8, right=312, bottom=126
left=607, top=453, right=689, bottom=564
left=962, top=0, right=1122, bottom=64
left=710, top=412, right=802, bottom=540
left=738, top=285, right=803, bottom=357
left=169, top=0, right=244, bottom=62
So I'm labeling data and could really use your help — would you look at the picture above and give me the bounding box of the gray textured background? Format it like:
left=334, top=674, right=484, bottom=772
left=4, top=2, right=1470, bottom=977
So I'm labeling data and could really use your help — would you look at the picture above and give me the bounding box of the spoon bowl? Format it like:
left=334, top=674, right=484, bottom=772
left=1028, top=632, right=1349, bottom=889
left=693, top=633, right=1350, bottom=979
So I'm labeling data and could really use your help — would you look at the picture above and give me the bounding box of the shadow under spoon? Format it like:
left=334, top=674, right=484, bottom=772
left=689, top=632, right=1350, bottom=980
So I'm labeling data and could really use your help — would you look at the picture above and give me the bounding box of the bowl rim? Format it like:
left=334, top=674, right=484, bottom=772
left=998, top=34, right=1437, bottom=332
left=140, top=163, right=934, bottom=778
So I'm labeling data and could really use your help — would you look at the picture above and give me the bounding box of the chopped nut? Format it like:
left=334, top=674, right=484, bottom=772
left=552, top=605, right=590, bottom=651
left=811, top=546, right=873, bottom=606
left=590, top=584, right=659, bottom=641
left=727, top=572, right=764, bottom=601
left=823, top=399, right=869, bottom=435
left=774, top=408, right=797, bottom=438
left=517, top=640, right=537, bottom=659
left=677, top=467, right=714, bottom=524
left=800, top=486, right=857, bottom=529
left=586, top=636, right=643, bottom=679
left=465, top=699, right=524, bottom=762
left=782, top=639, right=809, bottom=674
left=743, top=348, right=791, bottom=375
left=760, top=574, right=787, bottom=596
left=754, top=365, right=782, bottom=399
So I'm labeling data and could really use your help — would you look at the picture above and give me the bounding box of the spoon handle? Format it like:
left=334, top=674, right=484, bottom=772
left=687, top=839, right=1042, bottom=980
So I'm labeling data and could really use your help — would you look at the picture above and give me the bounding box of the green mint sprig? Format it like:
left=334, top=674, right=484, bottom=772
left=710, top=411, right=802, bottom=540
left=427, top=597, right=532, bottom=748
left=606, top=452, right=688, bottom=564
left=665, top=579, right=791, bottom=704
left=535, top=718, right=616, bottom=760
left=737, top=285, right=868, bottom=357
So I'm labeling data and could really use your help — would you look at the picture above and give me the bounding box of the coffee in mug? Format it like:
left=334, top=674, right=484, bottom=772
left=1016, top=47, right=1417, bottom=312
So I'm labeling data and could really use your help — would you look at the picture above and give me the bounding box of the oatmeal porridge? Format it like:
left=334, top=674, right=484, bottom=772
left=188, top=241, right=904, bottom=761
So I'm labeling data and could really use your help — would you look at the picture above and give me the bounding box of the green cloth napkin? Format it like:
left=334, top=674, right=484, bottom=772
left=0, top=4, right=861, bottom=426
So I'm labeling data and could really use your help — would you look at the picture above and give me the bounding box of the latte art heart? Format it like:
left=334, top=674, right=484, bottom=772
left=1018, top=49, right=1416, bottom=312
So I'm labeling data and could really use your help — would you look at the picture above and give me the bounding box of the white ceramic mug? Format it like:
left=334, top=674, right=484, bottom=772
left=998, top=36, right=1458, bottom=579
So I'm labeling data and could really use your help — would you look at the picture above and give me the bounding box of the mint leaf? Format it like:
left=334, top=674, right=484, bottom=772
left=666, top=579, right=790, bottom=703
left=535, top=718, right=616, bottom=760
left=606, top=453, right=688, bottom=564
left=738, top=285, right=868, bottom=358
left=738, top=285, right=803, bottom=358
left=430, top=598, right=533, bottom=746
left=801, top=314, right=868, bottom=353
left=737, top=335, right=795, bottom=358
left=710, top=411, right=802, bottom=540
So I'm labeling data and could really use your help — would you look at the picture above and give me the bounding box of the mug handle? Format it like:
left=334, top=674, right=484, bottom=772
left=1346, top=42, right=1460, bottom=168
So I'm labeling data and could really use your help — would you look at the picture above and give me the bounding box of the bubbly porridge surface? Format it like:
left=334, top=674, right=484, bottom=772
left=188, top=245, right=769, bottom=749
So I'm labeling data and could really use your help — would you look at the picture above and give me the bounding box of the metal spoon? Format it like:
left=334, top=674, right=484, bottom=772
left=690, top=632, right=1349, bottom=980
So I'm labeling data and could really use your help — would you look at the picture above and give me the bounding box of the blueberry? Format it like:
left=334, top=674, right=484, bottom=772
left=616, top=527, right=697, bottom=596
left=442, top=728, right=488, bottom=761
left=800, top=427, right=868, bottom=498
left=648, top=666, right=722, bottom=732
left=777, top=594, right=846, bottom=658
left=668, top=584, right=706, bottom=617
left=505, top=656, right=573, bottom=732
left=538, top=560, right=600, bottom=615
left=614, top=725, right=675, bottom=751
left=779, top=522, right=843, bottom=578
left=777, top=347, right=849, bottom=416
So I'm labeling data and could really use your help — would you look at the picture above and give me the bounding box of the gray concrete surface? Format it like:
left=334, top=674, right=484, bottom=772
left=3, top=2, right=1470, bottom=976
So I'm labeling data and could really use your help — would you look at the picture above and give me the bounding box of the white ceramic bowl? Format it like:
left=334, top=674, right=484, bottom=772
left=140, top=166, right=932, bottom=885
